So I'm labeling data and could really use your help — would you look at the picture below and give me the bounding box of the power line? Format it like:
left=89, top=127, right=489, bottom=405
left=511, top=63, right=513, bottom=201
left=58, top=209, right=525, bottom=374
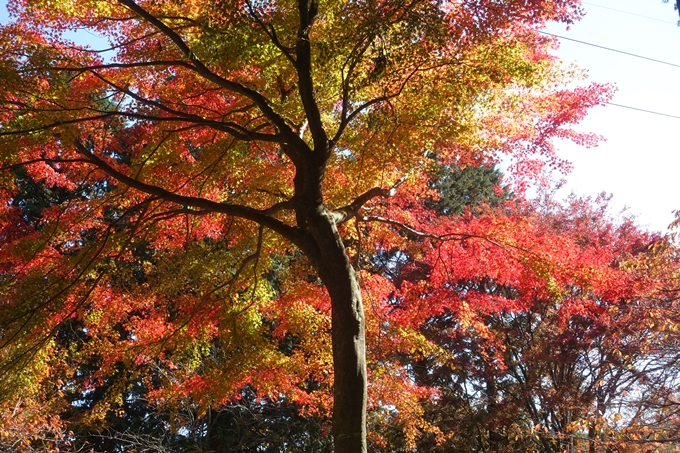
left=540, top=31, right=680, bottom=69
left=607, top=103, right=680, bottom=120
left=542, top=22, right=680, bottom=120
left=582, top=2, right=678, bottom=25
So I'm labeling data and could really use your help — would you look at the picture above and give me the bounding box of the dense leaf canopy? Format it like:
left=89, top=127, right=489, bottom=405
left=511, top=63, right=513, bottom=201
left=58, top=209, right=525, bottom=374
left=3, top=0, right=679, bottom=452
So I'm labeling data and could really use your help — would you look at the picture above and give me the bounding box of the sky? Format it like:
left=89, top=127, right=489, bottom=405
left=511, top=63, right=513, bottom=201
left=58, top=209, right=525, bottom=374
left=544, top=0, right=680, bottom=232
left=0, top=0, right=679, bottom=232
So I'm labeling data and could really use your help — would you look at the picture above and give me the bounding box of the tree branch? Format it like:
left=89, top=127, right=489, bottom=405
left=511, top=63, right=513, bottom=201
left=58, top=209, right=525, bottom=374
left=338, top=36, right=373, bottom=132
left=262, top=199, right=296, bottom=216
left=116, top=0, right=310, bottom=160
left=332, top=65, right=420, bottom=144
left=0, top=114, right=116, bottom=138
left=360, top=215, right=452, bottom=240
left=294, top=0, right=328, bottom=156
left=245, top=0, right=296, bottom=64
left=330, top=176, right=406, bottom=224
left=90, top=71, right=283, bottom=143
left=47, top=60, right=195, bottom=72
left=0, top=158, right=94, bottom=172
left=73, top=140, right=314, bottom=252
left=360, top=214, right=538, bottom=262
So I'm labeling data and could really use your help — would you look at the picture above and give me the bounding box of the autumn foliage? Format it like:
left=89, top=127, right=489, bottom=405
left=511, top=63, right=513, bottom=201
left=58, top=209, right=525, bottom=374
left=1, top=0, right=680, bottom=451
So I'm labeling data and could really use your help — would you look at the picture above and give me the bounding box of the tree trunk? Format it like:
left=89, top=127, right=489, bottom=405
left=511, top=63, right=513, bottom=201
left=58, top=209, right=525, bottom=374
left=588, top=422, right=597, bottom=453
left=485, top=374, right=502, bottom=453
left=306, top=203, right=367, bottom=453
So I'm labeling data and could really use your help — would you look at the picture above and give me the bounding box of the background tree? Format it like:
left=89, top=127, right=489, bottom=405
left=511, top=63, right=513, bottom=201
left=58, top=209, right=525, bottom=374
left=393, top=193, right=680, bottom=453
left=0, top=0, right=609, bottom=451
left=426, top=160, right=513, bottom=217
left=4, top=142, right=680, bottom=452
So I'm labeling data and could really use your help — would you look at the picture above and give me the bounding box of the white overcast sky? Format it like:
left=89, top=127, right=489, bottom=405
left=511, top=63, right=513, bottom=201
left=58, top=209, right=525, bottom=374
left=1, top=0, right=679, bottom=232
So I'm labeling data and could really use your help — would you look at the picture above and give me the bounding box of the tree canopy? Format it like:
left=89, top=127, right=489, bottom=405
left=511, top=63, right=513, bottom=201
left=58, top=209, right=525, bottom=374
left=4, top=0, right=678, bottom=452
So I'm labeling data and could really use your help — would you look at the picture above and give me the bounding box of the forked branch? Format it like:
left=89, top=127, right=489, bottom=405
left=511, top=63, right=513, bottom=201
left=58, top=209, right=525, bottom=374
left=331, top=176, right=406, bottom=224
left=361, top=215, right=535, bottom=256
left=116, top=0, right=310, bottom=160
left=73, top=140, right=313, bottom=251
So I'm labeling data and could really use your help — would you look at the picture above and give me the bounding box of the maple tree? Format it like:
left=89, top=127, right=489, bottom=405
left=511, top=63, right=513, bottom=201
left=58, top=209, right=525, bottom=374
left=397, top=192, right=680, bottom=453
left=0, top=0, right=623, bottom=451
left=22, top=178, right=679, bottom=453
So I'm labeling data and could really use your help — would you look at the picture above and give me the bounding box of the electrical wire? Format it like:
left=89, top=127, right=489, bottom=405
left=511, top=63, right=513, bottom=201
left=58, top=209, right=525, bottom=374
left=582, top=1, right=678, bottom=25
left=607, top=103, right=680, bottom=120
left=541, top=31, right=680, bottom=119
left=540, top=31, right=680, bottom=69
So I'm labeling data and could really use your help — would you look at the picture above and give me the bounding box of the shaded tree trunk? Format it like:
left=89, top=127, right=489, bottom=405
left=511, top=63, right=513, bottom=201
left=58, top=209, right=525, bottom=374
left=588, top=422, right=597, bottom=453
left=303, top=202, right=367, bottom=453
left=485, top=373, right=502, bottom=452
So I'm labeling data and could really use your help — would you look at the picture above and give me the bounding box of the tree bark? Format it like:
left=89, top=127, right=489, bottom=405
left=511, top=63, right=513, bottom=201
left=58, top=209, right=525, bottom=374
left=305, top=203, right=367, bottom=453
left=588, top=422, right=597, bottom=453
left=485, top=373, right=502, bottom=453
